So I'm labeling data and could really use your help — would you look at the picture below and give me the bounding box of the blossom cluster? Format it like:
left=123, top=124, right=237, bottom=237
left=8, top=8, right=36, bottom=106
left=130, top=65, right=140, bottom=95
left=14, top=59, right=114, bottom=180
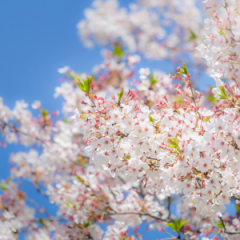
left=197, top=0, right=240, bottom=81
left=82, top=69, right=240, bottom=218
left=2, top=0, right=240, bottom=239
left=78, top=0, right=203, bottom=63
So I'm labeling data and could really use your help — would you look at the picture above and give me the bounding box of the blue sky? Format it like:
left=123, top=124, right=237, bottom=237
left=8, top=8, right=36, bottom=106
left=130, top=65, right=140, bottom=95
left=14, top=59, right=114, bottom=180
left=0, top=0, right=225, bottom=239
left=0, top=0, right=99, bottom=110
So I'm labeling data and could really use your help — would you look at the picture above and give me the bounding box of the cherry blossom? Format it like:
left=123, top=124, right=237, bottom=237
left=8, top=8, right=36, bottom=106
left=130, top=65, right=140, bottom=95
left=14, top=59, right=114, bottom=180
left=2, top=0, right=240, bottom=239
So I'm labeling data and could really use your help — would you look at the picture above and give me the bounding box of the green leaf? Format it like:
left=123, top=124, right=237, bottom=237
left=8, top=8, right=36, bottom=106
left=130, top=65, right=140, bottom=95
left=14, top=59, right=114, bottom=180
left=38, top=218, right=46, bottom=226
left=177, top=63, right=188, bottom=75
left=206, top=95, right=216, bottom=105
left=205, top=116, right=210, bottom=122
left=77, top=81, right=84, bottom=91
left=117, top=88, right=124, bottom=102
left=65, top=202, right=70, bottom=207
left=76, top=176, right=86, bottom=185
left=77, top=74, right=94, bottom=93
left=148, top=114, right=154, bottom=123
left=214, top=86, right=229, bottom=100
left=40, top=109, right=48, bottom=118
left=167, top=135, right=180, bottom=151
left=181, top=64, right=188, bottom=75
left=180, top=219, right=189, bottom=229
left=206, top=86, right=216, bottom=105
left=149, top=74, right=158, bottom=85
left=67, top=72, right=82, bottom=81
left=84, top=221, right=91, bottom=228
left=235, top=204, right=240, bottom=214
left=112, top=45, right=124, bottom=59
left=216, top=221, right=225, bottom=228
left=166, top=222, right=177, bottom=232
left=63, top=118, right=70, bottom=124
left=175, top=217, right=182, bottom=231
left=79, top=114, right=87, bottom=120
left=125, top=154, right=131, bottom=159
left=0, top=183, right=7, bottom=191
left=218, top=28, right=226, bottom=37
left=176, top=95, right=182, bottom=104
left=186, top=30, right=198, bottom=41
left=166, top=218, right=189, bottom=234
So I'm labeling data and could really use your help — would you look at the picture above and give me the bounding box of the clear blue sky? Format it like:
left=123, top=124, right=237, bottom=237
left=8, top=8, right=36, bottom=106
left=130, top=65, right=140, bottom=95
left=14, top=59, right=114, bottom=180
left=0, top=1, right=224, bottom=239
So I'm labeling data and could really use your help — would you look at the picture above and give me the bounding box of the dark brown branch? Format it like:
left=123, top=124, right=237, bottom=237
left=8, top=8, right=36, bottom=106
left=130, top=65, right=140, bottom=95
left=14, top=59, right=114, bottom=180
left=219, top=216, right=240, bottom=235
left=32, top=182, right=49, bottom=200
left=167, top=196, right=171, bottom=220
left=0, top=120, right=52, bottom=143
left=147, top=157, right=161, bottom=161
left=189, top=83, right=202, bottom=120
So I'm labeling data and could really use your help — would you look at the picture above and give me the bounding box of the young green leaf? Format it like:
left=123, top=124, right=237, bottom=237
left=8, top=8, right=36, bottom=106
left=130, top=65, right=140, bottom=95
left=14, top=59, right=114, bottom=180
left=63, top=118, right=70, bottom=124
left=218, top=28, right=226, bottom=37
left=0, top=183, right=7, bottom=191
left=166, top=217, right=189, bottom=234
left=79, top=114, right=87, bottom=120
left=77, top=80, right=84, bottom=91
left=65, top=202, right=70, bottom=207
left=67, top=72, right=82, bottom=81
left=177, top=63, right=188, bottom=75
left=117, top=88, right=124, bottom=102
left=149, top=74, right=158, bottom=85
left=206, top=95, right=217, bottom=105
left=166, top=222, right=177, bottom=232
left=76, top=176, right=86, bottom=185
left=40, top=109, right=48, bottom=118
left=180, top=219, right=189, bottom=229
left=84, top=220, right=91, bottom=228
left=112, top=45, right=124, bottom=59
left=205, top=116, right=210, bottom=122
left=216, top=221, right=225, bottom=228
left=176, top=95, right=182, bottom=104
left=38, top=219, right=46, bottom=226
left=236, top=204, right=240, bottom=214
left=77, top=74, right=94, bottom=93
left=186, top=30, right=198, bottom=41
left=181, top=64, right=188, bottom=75
left=214, top=86, right=229, bottom=100
left=175, top=217, right=182, bottom=231
left=167, top=135, right=180, bottom=151
left=148, top=114, right=154, bottom=123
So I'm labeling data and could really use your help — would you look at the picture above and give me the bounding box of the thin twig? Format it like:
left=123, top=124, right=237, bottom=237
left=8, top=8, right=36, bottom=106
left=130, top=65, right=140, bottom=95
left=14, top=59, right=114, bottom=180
left=167, top=196, right=171, bottom=220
